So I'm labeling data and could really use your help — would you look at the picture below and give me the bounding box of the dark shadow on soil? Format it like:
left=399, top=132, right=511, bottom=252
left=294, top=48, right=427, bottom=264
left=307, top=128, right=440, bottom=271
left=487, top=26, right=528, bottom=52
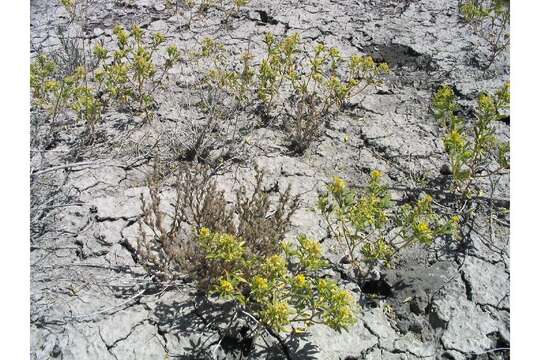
left=152, top=295, right=319, bottom=360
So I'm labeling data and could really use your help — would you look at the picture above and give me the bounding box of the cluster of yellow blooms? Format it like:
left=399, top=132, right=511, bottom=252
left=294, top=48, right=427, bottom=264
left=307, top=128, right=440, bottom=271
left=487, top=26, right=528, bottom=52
left=319, top=171, right=460, bottom=269
left=196, top=227, right=357, bottom=333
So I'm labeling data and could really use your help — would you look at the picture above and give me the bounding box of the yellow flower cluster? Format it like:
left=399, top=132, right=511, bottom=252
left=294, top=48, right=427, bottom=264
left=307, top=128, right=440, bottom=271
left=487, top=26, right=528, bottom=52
left=329, top=176, right=347, bottom=194
left=196, top=228, right=357, bottom=334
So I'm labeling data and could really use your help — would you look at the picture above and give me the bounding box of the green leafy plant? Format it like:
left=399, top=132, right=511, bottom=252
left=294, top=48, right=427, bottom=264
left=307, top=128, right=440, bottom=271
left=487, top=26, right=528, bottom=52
left=257, top=34, right=389, bottom=115
left=93, top=25, right=180, bottom=119
left=460, top=0, right=510, bottom=70
left=30, top=54, right=69, bottom=120
left=30, top=24, right=180, bottom=138
left=432, top=83, right=510, bottom=195
left=30, top=54, right=103, bottom=136
left=200, top=228, right=358, bottom=334
left=201, top=33, right=389, bottom=153
left=199, top=37, right=254, bottom=105
left=317, top=171, right=459, bottom=273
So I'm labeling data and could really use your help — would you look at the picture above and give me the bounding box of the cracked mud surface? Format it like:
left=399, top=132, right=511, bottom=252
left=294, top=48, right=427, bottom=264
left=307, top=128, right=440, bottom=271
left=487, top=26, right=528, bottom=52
left=30, top=0, right=509, bottom=359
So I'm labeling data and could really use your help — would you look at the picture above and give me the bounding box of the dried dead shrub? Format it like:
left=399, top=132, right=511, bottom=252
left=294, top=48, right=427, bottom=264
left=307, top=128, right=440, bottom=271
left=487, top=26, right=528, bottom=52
left=159, top=90, right=250, bottom=168
left=137, top=160, right=233, bottom=281
left=235, top=169, right=300, bottom=257
left=137, top=162, right=300, bottom=286
left=136, top=163, right=357, bottom=352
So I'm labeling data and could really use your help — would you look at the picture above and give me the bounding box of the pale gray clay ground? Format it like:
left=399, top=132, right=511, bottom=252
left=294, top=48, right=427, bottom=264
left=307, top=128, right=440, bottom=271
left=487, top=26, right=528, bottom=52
left=30, top=0, right=509, bottom=359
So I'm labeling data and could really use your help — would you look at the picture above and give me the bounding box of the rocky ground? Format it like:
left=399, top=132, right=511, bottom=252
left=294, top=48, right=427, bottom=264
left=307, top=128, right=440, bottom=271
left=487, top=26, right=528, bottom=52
left=30, top=0, right=509, bottom=359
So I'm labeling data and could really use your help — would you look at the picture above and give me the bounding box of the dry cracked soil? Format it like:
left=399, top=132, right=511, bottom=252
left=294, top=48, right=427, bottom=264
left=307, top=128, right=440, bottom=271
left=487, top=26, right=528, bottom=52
left=30, top=0, right=509, bottom=359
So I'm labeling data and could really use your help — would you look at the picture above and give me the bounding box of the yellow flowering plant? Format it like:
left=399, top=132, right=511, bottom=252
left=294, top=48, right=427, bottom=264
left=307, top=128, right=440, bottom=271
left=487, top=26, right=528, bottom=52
left=30, top=54, right=72, bottom=120
left=30, top=54, right=104, bottom=137
left=137, top=163, right=356, bottom=339
left=95, top=25, right=180, bottom=119
left=195, top=228, right=357, bottom=334
left=199, top=33, right=389, bottom=153
left=432, top=83, right=510, bottom=195
left=396, top=195, right=460, bottom=248
left=30, top=24, right=180, bottom=140
left=318, top=171, right=458, bottom=272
